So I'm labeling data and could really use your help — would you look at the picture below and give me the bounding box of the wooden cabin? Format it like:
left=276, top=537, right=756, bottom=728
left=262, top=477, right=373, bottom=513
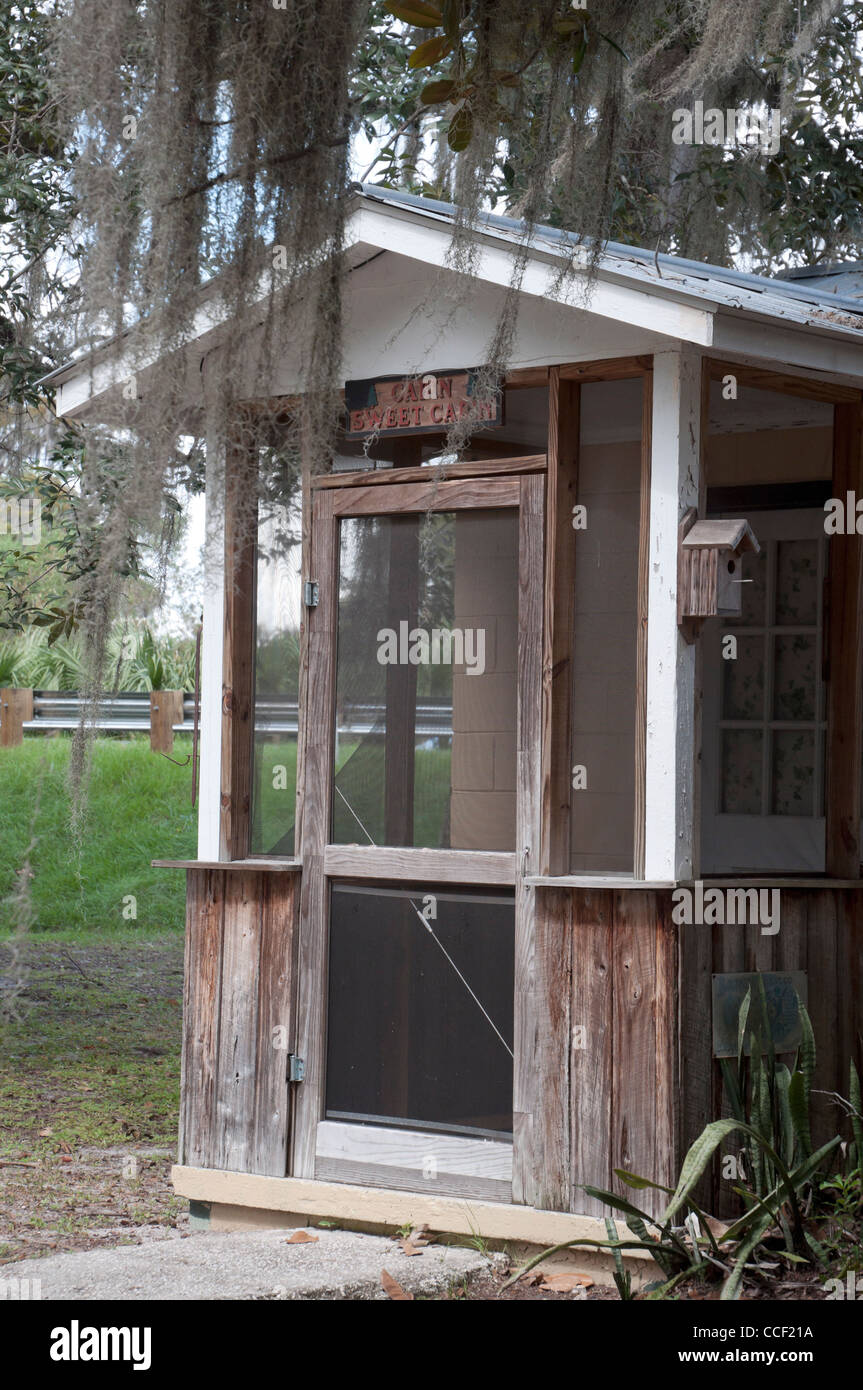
left=51, top=188, right=863, bottom=1248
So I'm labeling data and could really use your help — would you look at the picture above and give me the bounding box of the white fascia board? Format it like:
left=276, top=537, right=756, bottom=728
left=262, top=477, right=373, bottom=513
left=712, top=311, right=863, bottom=380
left=348, top=203, right=716, bottom=348
left=51, top=238, right=384, bottom=420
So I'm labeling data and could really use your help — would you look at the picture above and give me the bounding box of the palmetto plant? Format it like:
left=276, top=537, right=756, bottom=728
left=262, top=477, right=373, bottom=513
left=0, top=626, right=195, bottom=692
left=123, top=626, right=195, bottom=693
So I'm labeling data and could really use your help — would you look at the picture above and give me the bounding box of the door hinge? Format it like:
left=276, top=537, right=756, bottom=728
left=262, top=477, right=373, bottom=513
left=304, top=580, right=319, bottom=609
left=288, top=1054, right=305, bottom=1083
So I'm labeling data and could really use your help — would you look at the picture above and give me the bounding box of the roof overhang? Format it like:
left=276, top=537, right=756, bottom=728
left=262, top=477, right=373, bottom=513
left=48, top=191, right=863, bottom=421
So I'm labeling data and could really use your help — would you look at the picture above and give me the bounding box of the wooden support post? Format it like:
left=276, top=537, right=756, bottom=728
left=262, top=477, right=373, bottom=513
left=0, top=688, right=33, bottom=748
left=633, top=371, right=653, bottom=879
left=512, top=473, right=545, bottom=1206
left=826, top=401, right=863, bottom=877
left=149, top=690, right=184, bottom=754
left=198, top=407, right=228, bottom=861
left=541, top=367, right=580, bottom=876
left=644, top=349, right=701, bottom=882
left=291, top=488, right=339, bottom=1179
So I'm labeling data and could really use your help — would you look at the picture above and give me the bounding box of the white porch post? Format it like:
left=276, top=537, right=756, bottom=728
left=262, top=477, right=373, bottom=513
left=196, top=425, right=226, bottom=861
left=644, top=346, right=702, bottom=881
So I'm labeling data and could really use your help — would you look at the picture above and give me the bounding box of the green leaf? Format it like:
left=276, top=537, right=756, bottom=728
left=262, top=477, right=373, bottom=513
left=408, top=35, right=453, bottom=69
left=502, top=160, right=515, bottom=187
left=447, top=103, right=473, bottom=151
left=596, top=30, right=630, bottom=62
left=721, top=1212, right=775, bottom=1301
left=583, top=1184, right=658, bottom=1226
left=385, top=2, right=443, bottom=28
left=614, top=1168, right=673, bottom=1193
left=787, top=1069, right=811, bottom=1159
left=663, top=1119, right=742, bottom=1224
left=420, top=79, right=457, bottom=104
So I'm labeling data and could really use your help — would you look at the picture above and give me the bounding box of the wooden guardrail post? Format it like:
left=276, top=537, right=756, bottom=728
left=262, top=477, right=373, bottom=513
left=149, top=690, right=184, bottom=754
left=0, top=688, right=34, bottom=747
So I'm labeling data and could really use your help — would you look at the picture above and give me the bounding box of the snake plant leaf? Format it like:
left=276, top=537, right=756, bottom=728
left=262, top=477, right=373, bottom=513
left=664, top=1119, right=742, bottom=1223
left=614, top=1168, right=673, bottom=1193
left=787, top=1069, right=812, bottom=1159
left=721, top=1212, right=775, bottom=1300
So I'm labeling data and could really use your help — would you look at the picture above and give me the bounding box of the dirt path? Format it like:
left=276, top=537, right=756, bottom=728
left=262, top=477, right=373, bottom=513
left=0, top=938, right=185, bottom=1263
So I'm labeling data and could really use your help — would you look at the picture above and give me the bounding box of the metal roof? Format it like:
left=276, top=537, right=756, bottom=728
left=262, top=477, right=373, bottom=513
left=358, top=183, right=863, bottom=326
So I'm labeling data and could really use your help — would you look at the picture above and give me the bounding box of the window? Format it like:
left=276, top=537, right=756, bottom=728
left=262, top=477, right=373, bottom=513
left=333, top=509, right=519, bottom=851
left=570, top=377, right=645, bottom=873
left=700, top=376, right=834, bottom=872
left=249, top=492, right=302, bottom=855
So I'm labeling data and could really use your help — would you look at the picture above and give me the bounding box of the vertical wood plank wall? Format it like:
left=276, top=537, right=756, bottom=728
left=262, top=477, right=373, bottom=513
left=678, top=887, right=863, bottom=1215
left=547, top=885, right=863, bottom=1220
left=180, top=867, right=297, bottom=1177
left=565, top=888, right=678, bottom=1218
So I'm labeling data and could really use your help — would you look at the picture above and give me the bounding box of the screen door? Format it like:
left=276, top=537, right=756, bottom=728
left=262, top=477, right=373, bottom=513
left=291, top=471, right=542, bottom=1200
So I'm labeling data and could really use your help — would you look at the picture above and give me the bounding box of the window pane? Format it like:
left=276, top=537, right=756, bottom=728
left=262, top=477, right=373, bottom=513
left=249, top=497, right=301, bottom=855
left=722, top=634, right=764, bottom=719
left=326, top=885, right=514, bottom=1138
left=773, top=634, right=816, bottom=721
left=776, top=540, right=818, bottom=625
left=721, top=729, right=763, bottom=813
left=772, top=730, right=815, bottom=816
left=333, top=510, right=518, bottom=850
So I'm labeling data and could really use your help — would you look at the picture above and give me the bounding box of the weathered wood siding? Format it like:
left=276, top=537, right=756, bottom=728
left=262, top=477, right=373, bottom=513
left=180, top=870, right=860, bottom=1221
left=679, top=886, right=863, bottom=1216
left=180, top=867, right=297, bottom=1176
left=565, top=889, right=678, bottom=1218
left=538, top=884, right=862, bottom=1221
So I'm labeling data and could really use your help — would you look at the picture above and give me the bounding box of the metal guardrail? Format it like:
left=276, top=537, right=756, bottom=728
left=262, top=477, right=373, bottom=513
left=20, top=692, right=189, bottom=733
left=18, top=693, right=454, bottom=738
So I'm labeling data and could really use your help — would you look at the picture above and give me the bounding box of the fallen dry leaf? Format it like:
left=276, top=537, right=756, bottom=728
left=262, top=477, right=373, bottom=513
left=539, top=1272, right=594, bottom=1292
left=408, top=1224, right=432, bottom=1246
left=398, top=1239, right=422, bottom=1256
left=381, top=1269, right=414, bottom=1300
left=38, top=1128, right=53, bottom=1138
left=285, top=1230, right=318, bottom=1244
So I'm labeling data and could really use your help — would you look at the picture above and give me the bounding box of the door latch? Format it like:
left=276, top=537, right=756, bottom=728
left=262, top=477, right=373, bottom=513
left=304, top=580, right=319, bottom=609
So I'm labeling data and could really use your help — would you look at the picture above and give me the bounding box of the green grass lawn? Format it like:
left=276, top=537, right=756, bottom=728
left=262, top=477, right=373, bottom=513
left=0, top=736, right=197, bottom=935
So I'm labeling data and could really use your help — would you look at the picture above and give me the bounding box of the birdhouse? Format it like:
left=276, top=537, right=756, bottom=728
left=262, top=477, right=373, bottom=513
left=678, top=509, right=760, bottom=639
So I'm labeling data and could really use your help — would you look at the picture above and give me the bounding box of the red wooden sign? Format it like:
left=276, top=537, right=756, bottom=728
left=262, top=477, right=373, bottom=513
left=345, top=368, right=504, bottom=439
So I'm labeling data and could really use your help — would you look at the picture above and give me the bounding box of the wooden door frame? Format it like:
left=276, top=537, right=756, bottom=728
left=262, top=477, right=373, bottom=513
left=289, top=469, right=544, bottom=1194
